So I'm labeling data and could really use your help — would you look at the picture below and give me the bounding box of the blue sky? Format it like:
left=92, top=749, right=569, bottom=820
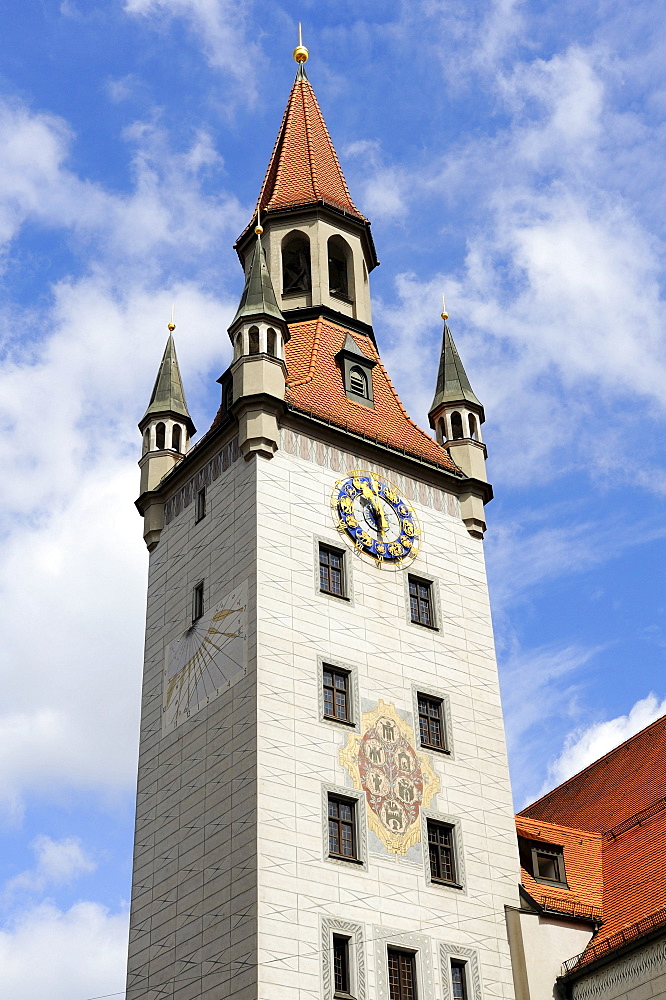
left=0, top=1, right=665, bottom=996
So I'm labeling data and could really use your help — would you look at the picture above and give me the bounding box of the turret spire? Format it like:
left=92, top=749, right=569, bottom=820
left=229, top=226, right=286, bottom=332
left=142, top=332, right=195, bottom=431
left=430, top=320, right=482, bottom=413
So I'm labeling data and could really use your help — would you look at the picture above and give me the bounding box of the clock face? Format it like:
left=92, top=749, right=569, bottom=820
left=162, top=581, right=247, bottom=733
left=332, top=471, right=420, bottom=564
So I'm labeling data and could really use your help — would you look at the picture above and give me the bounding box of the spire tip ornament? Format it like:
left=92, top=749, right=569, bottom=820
left=168, top=303, right=176, bottom=333
left=441, top=293, right=449, bottom=322
left=293, top=22, right=309, bottom=64
left=254, top=207, right=263, bottom=236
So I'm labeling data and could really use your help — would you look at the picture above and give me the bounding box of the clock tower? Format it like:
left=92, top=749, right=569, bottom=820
left=126, top=43, right=520, bottom=1000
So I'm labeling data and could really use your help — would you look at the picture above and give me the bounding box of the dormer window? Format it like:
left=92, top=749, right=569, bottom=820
left=349, top=366, right=368, bottom=397
left=282, top=233, right=311, bottom=294
left=518, top=836, right=568, bottom=887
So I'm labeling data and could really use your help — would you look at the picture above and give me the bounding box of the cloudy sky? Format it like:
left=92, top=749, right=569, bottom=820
left=1, top=1, right=665, bottom=996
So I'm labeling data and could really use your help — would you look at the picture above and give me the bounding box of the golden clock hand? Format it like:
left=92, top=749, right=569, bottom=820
left=360, top=481, right=388, bottom=537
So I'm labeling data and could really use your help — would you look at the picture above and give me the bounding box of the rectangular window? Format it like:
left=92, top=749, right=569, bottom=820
left=451, top=962, right=468, bottom=1000
left=409, top=577, right=433, bottom=626
left=387, top=949, right=416, bottom=1000
left=323, top=665, right=350, bottom=723
left=534, top=847, right=565, bottom=884
left=196, top=487, right=206, bottom=522
left=320, top=545, right=345, bottom=597
left=192, top=581, right=204, bottom=622
left=427, top=820, right=457, bottom=885
left=328, top=795, right=357, bottom=861
left=418, top=695, right=445, bottom=750
left=333, top=935, right=351, bottom=996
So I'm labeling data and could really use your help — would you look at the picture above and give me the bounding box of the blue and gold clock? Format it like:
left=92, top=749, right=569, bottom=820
left=332, top=471, right=420, bottom=564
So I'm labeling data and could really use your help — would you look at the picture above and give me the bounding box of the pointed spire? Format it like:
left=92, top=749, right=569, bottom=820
left=230, top=230, right=286, bottom=330
left=430, top=320, right=482, bottom=412
left=252, top=55, right=365, bottom=224
left=142, top=333, right=195, bottom=432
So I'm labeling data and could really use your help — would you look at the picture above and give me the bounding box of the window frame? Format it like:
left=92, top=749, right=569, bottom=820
left=327, top=794, right=359, bottom=863
left=333, top=935, right=352, bottom=998
left=421, top=808, right=466, bottom=892
left=321, top=917, right=366, bottom=1000
left=412, top=685, right=453, bottom=758
left=531, top=843, right=568, bottom=887
left=314, top=537, right=354, bottom=605
left=322, top=784, right=367, bottom=870
left=426, top=819, right=459, bottom=888
left=195, top=487, right=206, bottom=523
left=450, top=962, right=468, bottom=1000
left=404, top=574, right=440, bottom=631
left=318, top=658, right=358, bottom=731
left=439, top=946, right=481, bottom=1000
left=319, top=543, right=347, bottom=599
left=322, top=664, right=353, bottom=726
left=192, top=581, right=205, bottom=622
left=417, top=694, right=447, bottom=752
left=387, top=948, right=418, bottom=1000
left=408, top=575, right=437, bottom=629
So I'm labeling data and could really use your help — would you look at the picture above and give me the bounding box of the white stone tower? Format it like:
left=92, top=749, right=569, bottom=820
left=126, top=42, right=520, bottom=1000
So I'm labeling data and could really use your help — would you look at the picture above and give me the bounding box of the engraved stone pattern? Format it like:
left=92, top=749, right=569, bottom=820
left=440, top=944, right=483, bottom=1000
left=572, top=937, right=666, bottom=1000
left=125, top=455, right=258, bottom=1000
left=320, top=917, right=366, bottom=1000
left=255, top=441, right=519, bottom=1000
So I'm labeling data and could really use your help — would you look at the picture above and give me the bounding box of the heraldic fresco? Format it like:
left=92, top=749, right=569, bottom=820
left=339, top=700, right=440, bottom=855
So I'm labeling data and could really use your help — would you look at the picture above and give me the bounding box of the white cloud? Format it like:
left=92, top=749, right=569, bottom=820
left=123, top=0, right=258, bottom=90
left=4, top=836, right=96, bottom=899
left=543, top=692, right=666, bottom=793
left=0, top=900, right=128, bottom=1000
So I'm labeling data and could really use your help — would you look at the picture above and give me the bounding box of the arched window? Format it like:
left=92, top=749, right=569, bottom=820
left=468, top=414, right=478, bottom=440
left=142, top=429, right=150, bottom=455
left=450, top=412, right=463, bottom=440
left=282, top=233, right=311, bottom=294
left=349, top=366, right=368, bottom=397
left=155, top=422, right=166, bottom=450
left=248, top=326, right=260, bottom=355
left=267, top=328, right=277, bottom=357
left=234, top=332, right=242, bottom=361
left=437, top=418, right=446, bottom=444
left=172, top=425, right=182, bottom=452
left=328, top=236, right=350, bottom=299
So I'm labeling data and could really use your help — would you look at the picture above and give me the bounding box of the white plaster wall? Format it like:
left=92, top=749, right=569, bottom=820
left=519, top=911, right=593, bottom=1000
left=255, top=427, right=521, bottom=1000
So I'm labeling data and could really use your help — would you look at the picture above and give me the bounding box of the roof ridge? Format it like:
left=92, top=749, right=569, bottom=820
left=300, top=80, right=320, bottom=202
left=519, top=712, right=666, bottom=818
left=516, top=816, right=603, bottom=838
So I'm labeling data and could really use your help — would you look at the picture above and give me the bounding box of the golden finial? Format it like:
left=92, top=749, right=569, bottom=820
left=293, top=22, right=309, bottom=64
left=168, top=303, right=176, bottom=333
left=255, top=206, right=263, bottom=236
left=441, top=293, right=449, bottom=321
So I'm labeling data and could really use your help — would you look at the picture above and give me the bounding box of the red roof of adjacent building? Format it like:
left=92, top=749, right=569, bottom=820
left=284, top=317, right=461, bottom=475
left=517, top=714, right=666, bottom=958
left=255, top=69, right=366, bottom=222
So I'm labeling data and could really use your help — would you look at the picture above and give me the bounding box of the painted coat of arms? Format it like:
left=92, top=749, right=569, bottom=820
left=339, top=700, right=440, bottom=855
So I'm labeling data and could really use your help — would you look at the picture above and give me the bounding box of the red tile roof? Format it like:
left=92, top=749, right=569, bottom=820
left=255, top=72, right=366, bottom=222
left=516, top=816, right=603, bottom=918
left=519, top=714, right=666, bottom=832
left=518, top=714, right=666, bottom=957
left=284, top=317, right=461, bottom=475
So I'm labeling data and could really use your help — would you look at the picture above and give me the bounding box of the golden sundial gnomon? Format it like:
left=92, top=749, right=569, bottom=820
left=162, top=581, right=247, bottom=733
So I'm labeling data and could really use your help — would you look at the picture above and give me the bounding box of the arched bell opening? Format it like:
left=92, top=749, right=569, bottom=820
left=328, top=235, right=352, bottom=301
left=172, top=424, right=182, bottom=453
left=155, top=422, right=166, bottom=450
left=437, top=418, right=446, bottom=445
left=142, top=429, right=150, bottom=455
left=267, top=328, right=277, bottom=357
left=248, top=326, right=260, bottom=355
left=450, top=411, right=464, bottom=440
left=282, top=231, right=311, bottom=295
left=468, top=414, right=478, bottom=440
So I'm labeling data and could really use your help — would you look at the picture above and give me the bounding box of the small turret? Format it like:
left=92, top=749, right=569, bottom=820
left=228, top=221, right=289, bottom=459
left=138, top=324, right=195, bottom=549
left=429, top=300, right=488, bottom=538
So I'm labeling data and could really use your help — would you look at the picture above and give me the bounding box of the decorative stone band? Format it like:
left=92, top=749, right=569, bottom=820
left=164, top=435, right=240, bottom=524
left=570, top=935, right=666, bottom=1000
left=281, top=427, right=460, bottom=519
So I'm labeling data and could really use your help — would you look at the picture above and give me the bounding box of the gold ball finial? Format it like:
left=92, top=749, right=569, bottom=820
left=168, top=303, right=176, bottom=332
left=441, top=292, right=449, bottom=321
left=255, top=224, right=264, bottom=235
left=293, top=22, right=308, bottom=64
